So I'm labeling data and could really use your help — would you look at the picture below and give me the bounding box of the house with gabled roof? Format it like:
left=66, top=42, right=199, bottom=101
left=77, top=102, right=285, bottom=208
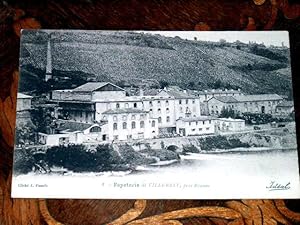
left=275, top=101, right=294, bottom=115
left=38, top=120, right=107, bottom=146
left=51, top=82, right=126, bottom=123
left=207, top=94, right=284, bottom=116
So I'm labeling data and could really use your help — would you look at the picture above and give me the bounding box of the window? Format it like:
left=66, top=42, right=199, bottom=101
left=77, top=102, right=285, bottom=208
left=113, top=123, right=118, bottom=130
left=186, top=107, right=190, bottom=113
left=80, top=111, right=83, bottom=117
left=166, top=108, right=170, bottom=113
left=157, top=100, right=161, bottom=106
left=125, top=103, right=129, bottom=108
left=113, top=135, right=118, bottom=140
left=199, top=128, right=203, bottom=131
left=244, top=103, right=247, bottom=107
left=149, top=101, right=153, bottom=107
left=131, top=115, right=136, bottom=120
left=122, top=115, right=127, bottom=121
left=211, top=110, right=214, bottom=114
left=166, top=100, right=169, bottom=106
left=132, top=121, right=136, bottom=129
left=186, top=99, right=188, bottom=104
left=150, top=109, right=153, bottom=113
left=203, top=121, right=205, bottom=125
left=158, top=117, right=162, bottom=123
left=140, top=121, right=145, bottom=128
left=116, top=103, right=120, bottom=109
left=196, top=122, right=198, bottom=125
left=206, top=127, right=210, bottom=130
left=192, top=100, right=195, bottom=104
left=152, top=120, right=156, bottom=127
left=189, top=122, right=192, bottom=126
left=209, top=120, right=211, bottom=124
left=192, top=129, right=195, bottom=131
left=180, top=107, right=183, bottom=113
left=166, top=116, right=170, bottom=122
left=123, top=122, right=127, bottom=129
left=113, top=116, right=118, bottom=121
left=158, top=108, right=161, bottom=113
left=102, top=116, right=107, bottom=121
left=179, top=100, right=182, bottom=104
left=90, top=126, right=101, bottom=133
left=133, top=103, right=137, bottom=108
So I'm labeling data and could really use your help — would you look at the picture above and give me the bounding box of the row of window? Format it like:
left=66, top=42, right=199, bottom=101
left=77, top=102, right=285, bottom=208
left=158, top=116, right=171, bottom=123
left=113, top=120, right=159, bottom=130
left=150, top=108, right=170, bottom=113
left=107, top=102, right=139, bottom=109
left=113, top=121, right=145, bottom=130
left=179, top=99, right=196, bottom=105
left=188, top=120, right=212, bottom=126
left=109, top=114, right=146, bottom=122
left=149, top=100, right=169, bottom=107
left=190, top=127, right=210, bottom=132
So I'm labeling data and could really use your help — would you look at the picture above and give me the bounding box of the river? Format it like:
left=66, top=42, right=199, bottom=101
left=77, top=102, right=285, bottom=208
left=12, top=148, right=300, bottom=199
left=131, top=149, right=299, bottom=179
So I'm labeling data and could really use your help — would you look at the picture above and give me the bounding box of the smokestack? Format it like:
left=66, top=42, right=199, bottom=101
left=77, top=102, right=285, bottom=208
left=45, top=34, right=53, bottom=82
left=139, top=88, right=144, bottom=96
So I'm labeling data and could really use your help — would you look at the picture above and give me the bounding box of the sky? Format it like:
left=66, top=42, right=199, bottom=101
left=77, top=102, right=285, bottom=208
left=138, top=31, right=289, bottom=47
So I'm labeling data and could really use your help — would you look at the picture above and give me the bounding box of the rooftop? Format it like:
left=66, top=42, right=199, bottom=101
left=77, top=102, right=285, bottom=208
left=103, top=108, right=148, bottom=114
left=276, top=101, right=294, bottom=107
left=212, top=96, right=238, bottom=103
left=159, top=89, right=198, bottom=99
left=234, top=94, right=283, bottom=102
left=177, top=116, right=217, bottom=122
left=73, top=82, right=125, bottom=92
left=17, top=93, right=33, bottom=99
left=217, top=117, right=245, bottom=122
left=56, top=120, right=103, bottom=132
left=210, top=94, right=283, bottom=103
left=197, top=89, right=242, bottom=95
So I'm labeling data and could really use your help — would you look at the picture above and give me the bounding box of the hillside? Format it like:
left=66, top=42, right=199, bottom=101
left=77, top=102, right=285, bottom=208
left=19, top=30, right=292, bottom=96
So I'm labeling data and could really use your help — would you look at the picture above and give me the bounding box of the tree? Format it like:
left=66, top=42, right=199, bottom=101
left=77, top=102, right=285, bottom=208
left=219, top=107, right=236, bottom=118
left=159, top=80, right=169, bottom=89
left=15, top=122, right=37, bottom=146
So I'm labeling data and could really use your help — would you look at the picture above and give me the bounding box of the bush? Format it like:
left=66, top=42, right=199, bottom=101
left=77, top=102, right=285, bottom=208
left=182, top=144, right=200, bottom=153
left=198, top=135, right=249, bottom=151
left=13, top=148, right=35, bottom=175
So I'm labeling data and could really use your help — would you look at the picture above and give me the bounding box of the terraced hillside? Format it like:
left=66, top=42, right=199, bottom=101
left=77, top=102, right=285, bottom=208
left=19, top=30, right=292, bottom=96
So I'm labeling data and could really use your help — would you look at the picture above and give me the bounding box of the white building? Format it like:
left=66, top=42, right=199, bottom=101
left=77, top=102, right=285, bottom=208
left=275, top=101, right=294, bottom=115
left=176, top=116, right=216, bottom=137
left=51, top=82, right=126, bottom=123
left=17, top=93, right=32, bottom=112
left=156, top=89, right=201, bottom=121
left=38, top=121, right=106, bottom=146
left=215, top=118, right=245, bottom=132
left=207, top=94, right=283, bottom=116
left=197, top=89, right=243, bottom=102
left=102, top=108, right=159, bottom=141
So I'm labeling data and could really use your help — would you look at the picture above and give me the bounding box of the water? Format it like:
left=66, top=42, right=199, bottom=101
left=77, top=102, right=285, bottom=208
left=131, top=149, right=300, bottom=179
left=12, top=149, right=300, bottom=199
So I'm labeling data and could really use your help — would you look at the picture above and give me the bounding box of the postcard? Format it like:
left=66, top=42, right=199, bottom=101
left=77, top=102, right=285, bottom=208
left=11, top=30, right=300, bottom=199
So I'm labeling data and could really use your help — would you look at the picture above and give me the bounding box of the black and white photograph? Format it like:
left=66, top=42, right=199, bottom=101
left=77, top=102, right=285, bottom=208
left=11, top=30, right=300, bottom=199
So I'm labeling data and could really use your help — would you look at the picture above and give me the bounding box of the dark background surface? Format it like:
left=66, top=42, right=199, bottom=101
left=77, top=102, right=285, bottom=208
left=0, top=0, right=299, bottom=224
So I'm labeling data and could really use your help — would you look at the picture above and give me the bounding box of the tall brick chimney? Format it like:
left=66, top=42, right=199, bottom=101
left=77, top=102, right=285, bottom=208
left=45, top=34, right=52, bottom=82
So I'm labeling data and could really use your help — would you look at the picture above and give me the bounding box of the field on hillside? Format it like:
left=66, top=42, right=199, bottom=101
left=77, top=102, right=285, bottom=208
left=20, top=30, right=292, bottom=96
